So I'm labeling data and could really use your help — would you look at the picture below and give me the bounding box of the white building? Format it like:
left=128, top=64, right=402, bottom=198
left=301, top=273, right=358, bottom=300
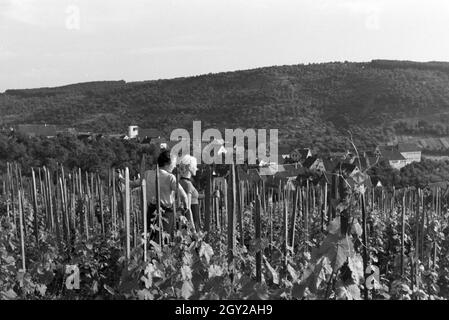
left=398, top=143, right=422, bottom=165
left=375, top=146, right=408, bottom=170
left=128, top=125, right=139, bottom=139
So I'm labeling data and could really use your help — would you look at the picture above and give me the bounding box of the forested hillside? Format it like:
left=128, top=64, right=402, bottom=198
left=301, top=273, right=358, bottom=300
left=2, top=60, right=449, bottom=152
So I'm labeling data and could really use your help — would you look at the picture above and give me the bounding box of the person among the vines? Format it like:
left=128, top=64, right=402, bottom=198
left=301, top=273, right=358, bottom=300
left=178, top=154, right=203, bottom=232
left=121, top=150, right=188, bottom=238
left=146, top=150, right=189, bottom=238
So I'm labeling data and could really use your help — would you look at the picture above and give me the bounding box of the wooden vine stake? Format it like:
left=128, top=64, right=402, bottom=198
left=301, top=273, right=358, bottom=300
left=62, top=167, right=70, bottom=233
left=59, top=177, right=68, bottom=242
left=255, top=190, right=262, bottom=283
left=46, top=168, right=53, bottom=232
left=415, top=189, right=420, bottom=261
left=268, top=188, right=273, bottom=257
left=132, top=190, right=137, bottom=248
left=361, top=192, right=369, bottom=300
left=85, top=171, right=92, bottom=229
left=39, top=168, right=47, bottom=229
left=63, top=174, right=71, bottom=244
left=235, top=168, right=243, bottom=243
left=323, top=182, right=328, bottom=231
left=142, top=179, right=147, bottom=262
left=10, top=165, right=16, bottom=237
left=51, top=173, right=61, bottom=249
left=31, top=168, right=39, bottom=245
left=125, top=167, right=131, bottom=261
left=421, top=190, right=425, bottom=262
left=283, top=194, right=289, bottom=267
left=5, top=163, right=10, bottom=220
left=401, top=190, right=406, bottom=276
left=173, top=169, right=179, bottom=235
left=227, top=164, right=237, bottom=274
left=18, top=189, right=26, bottom=271
left=214, top=187, right=220, bottom=231
left=304, top=184, right=309, bottom=251
left=221, top=179, right=228, bottom=226
left=205, top=165, right=211, bottom=238
left=98, top=174, right=105, bottom=235
left=289, top=187, right=298, bottom=251
left=277, top=181, right=282, bottom=228
left=155, top=164, right=162, bottom=247
left=112, top=168, right=117, bottom=235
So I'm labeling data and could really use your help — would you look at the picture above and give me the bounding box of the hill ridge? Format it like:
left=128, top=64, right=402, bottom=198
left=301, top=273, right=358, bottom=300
left=2, top=59, right=449, bottom=153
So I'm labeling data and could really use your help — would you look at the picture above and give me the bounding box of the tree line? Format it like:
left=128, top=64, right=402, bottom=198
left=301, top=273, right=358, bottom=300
left=1, top=132, right=449, bottom=189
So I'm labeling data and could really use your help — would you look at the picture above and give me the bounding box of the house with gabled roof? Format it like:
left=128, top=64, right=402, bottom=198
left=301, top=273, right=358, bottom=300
left=375, top=145, right=407, bottom=170
left=398, top=143, right=421, bottom=165
left=303, top=156, right=326, bottom=173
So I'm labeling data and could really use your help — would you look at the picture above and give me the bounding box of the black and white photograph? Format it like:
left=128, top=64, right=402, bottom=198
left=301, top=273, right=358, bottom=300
left=1, top=0, right=449, bottom=308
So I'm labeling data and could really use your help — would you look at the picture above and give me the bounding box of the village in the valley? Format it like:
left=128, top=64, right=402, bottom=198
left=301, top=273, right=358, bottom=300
left=4, top=123, right=423, bottom=187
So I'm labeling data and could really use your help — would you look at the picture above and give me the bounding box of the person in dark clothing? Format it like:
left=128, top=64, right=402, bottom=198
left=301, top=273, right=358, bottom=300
left=121, top=150, right=188, bottom=241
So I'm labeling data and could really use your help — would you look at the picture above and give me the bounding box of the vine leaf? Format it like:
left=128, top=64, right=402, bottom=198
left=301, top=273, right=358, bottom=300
left=348, top=256, right=364, bottom=285
left=36, top=284, right=47, bottom=296
left=0, top=289, right=17, bottom=300
left=136, top=288, right=154, bottom=300
left=347, top=284, right=361, bottom=300
left=295, top=220, right=356, bottom=299
left=336, top=282, right=361, bottom=300
left=294, top=255, right=332, bottom=298
left=312, top=256, right=333, bottom=292
left=181, top=280, right=194, bottom=299
left=181, top=265, right=192, bottom=281
left=199, top=243, right=214, bottom=264
left=315, top=232, right=354, bottom=272
left=141, top=274, right=152, bottom=289
left=350, top=222, right=363, bottom=237
left=334, top=237, right=354, bottom=271
left=208, top=264, right=223, bottom=278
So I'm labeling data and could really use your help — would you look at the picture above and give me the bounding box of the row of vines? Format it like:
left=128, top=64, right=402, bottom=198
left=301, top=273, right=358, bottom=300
left=1, top=160, right=448, bottom=300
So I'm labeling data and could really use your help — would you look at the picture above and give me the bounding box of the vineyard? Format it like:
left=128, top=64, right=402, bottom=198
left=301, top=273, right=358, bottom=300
left=1, top=160, right=448, bottom=300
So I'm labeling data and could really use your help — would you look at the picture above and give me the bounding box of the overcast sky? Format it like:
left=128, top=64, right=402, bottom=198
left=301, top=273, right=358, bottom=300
left=1, top=0, right=449, bottom=92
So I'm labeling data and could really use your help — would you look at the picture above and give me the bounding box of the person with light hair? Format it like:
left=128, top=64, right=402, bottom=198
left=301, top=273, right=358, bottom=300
left=178, top=154, right=202, bottom=232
